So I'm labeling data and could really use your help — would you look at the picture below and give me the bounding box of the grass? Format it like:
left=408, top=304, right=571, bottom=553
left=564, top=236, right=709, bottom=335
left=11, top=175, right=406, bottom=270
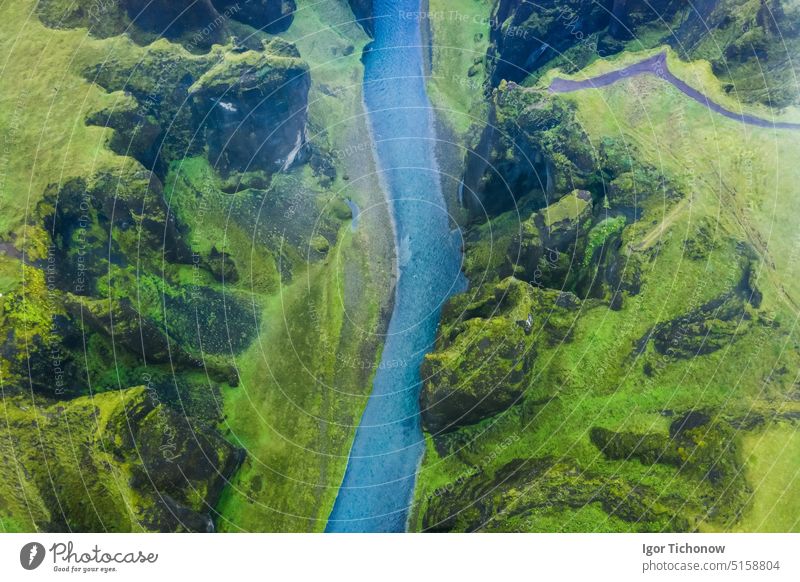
left=0, top=0, right=394, bottom=533
left=557, top=59, right=800, bottom=313
left=0, top=0, right=135, bottom=237
left=425, top=0, right=492, bottom=137
left=0, top=388, right=153, bottom=532
left=736, top=425, right=800, bottom=532
left=540, top=46, right=800, bottom=123
left=165, top=153, right=389, bottom=531
left=211, top=0, right=395, bottom=531
left=217, top=244, right=381, bottom=531
left=413, top=46, right=800, bottom=531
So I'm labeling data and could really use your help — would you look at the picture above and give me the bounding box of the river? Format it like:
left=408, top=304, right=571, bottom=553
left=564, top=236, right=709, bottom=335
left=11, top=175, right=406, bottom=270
left=325, top=0, right=466, bottom=532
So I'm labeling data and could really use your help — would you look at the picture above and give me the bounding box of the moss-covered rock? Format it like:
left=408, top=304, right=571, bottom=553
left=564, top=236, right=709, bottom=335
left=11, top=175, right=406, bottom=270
left=420, top=278, right=578, bottom=433
left=463, top=86, right=597, bottom=217
left=423, top=456, right=683, bottom=532
left=636, top=263, right=763, bottom=361
left=346, top=0, right=374, bottom=36
left=211, top=0, right=296, bottom=34
left=206, top=246, right=239, bottom=283
left=0, top=387, right=242, bottom=532
left=38, top=0, right=297, bottom=47
left=188, top=44, right=310, bottom=176
left=486, top=0, right=800, bottom=107
left=590, top=411, right=751, bottom=524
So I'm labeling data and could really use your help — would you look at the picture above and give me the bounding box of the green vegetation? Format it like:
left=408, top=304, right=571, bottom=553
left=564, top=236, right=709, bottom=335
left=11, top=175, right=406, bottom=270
left=412, top=3, right=800, bottom=531
left=736, top=425, right=800, bottom=532
left=1, top=0, right=798, bottom=534
left=425, top=0, right=493, bottom=136
left=0, top=386, right=241, bottom=532
left=212, top=0, right=396, bottom=531
left=0, top=0, right=392, bottom=533
left=583, top=216, right=625, bottom=266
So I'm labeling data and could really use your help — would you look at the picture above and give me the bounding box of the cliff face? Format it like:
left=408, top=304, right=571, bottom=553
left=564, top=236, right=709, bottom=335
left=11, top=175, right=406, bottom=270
left=83, top=40, right=310, bottom=181
left=466, top=0, right=799, bottom=219
left=0, top=387, right=243, bottom=532
left=347, top=0, right=375, bottom=36
left=38, top=0, right=296, bottom=47
left=189, top=42, right=311, bottom=176
left=211, top=0, right=297, bottom=33
left=414, top=0, right=799, bottom=533
left=487, top=0, right=617, bottom=85
left=0, top=0, right=356, bottom=533
left=486, top=0, right=799, bottom=104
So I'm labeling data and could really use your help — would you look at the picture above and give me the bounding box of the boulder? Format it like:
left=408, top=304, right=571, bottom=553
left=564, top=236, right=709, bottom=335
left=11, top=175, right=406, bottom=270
left=189, top=44, right=310, bottom=176
left=420, top=278, right=577, bottom=433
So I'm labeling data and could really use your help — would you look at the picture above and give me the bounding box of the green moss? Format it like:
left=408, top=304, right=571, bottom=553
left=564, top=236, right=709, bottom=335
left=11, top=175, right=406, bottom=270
left=415, top=33, right=800, bottom=532
left=584, top=216, right=626, bottom=266
left=189, top=45, right=305, bottom=95
left=542, top=189, right=592, bottom=228
left=425, top=0, right=493, bottom=136
left=214, top=0, right=395, bottom=532
left=0, top=387, right=234, bottom=532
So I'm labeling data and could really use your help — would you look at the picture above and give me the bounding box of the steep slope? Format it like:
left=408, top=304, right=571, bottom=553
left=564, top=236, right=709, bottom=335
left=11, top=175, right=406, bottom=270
left=0, top=0, right=393, bottom=532
left=412, top=1, right=800, bottom=532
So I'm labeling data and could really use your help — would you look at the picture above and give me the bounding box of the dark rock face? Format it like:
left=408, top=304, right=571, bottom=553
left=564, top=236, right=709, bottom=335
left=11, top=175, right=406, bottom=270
left=487, top=0, right=685, bottom=85
left=636, top=263, right=762, bottom=361
left=206, top=246, right=239, bottom=283
left=189, top=44, right=311, bottom=177
left=211, top=0, right=296, bottom=33
left=85, top=39, right=311, bottom=179
left=590, top=414, right=748, bottom=498
left=488, top=0, right=612, bottom=85
left=423, top=456, right=682, bottom=532
left=346, top=0, right=374, bottom=36
left=110, top=390, right=244, bottom=531
left=38, top=0, right=297, bottom=46
left=122, top=0, right=224, bottom=44
left=1, top=386, right=242, bottom=532
left=420, top=279, right=577, bottom=434
left=462, top=87, right=596, bottom=218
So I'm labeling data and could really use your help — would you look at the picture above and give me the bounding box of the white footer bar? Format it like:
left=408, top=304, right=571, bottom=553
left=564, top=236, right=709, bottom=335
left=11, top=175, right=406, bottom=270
left=1, top=533, right=797, bottom=581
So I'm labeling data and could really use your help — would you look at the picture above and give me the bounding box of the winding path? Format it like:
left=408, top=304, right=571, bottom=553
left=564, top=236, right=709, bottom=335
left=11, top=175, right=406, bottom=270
left=549, top=52, right=800, bottom=130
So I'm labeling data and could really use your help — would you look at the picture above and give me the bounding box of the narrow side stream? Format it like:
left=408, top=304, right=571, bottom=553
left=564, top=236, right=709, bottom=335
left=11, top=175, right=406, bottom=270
left=325, top=0, right=465, bottom=532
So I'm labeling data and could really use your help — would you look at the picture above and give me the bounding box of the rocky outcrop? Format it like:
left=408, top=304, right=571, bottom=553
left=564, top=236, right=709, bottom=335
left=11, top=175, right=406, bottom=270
left=0, top=387, right=242, bottom=532
left=486, top=0, right=800, bottom=106
left=107, top=386, right=244, bottom=531
left=122, top=0, right=224, bottom=44
left=38, top=0, right=296, bottom=47
left=463, top=85, right=596, bottom=218
left=86, top=39, right=311, bottom=180
left=590, top=412, right=749, bottom=504
left=487, top=0, right=614, bottom=85
left=189, top=41, right=310, bottom=177
left=420, top=278, right=577, bottom=433
left=423, top=456, right=682, bottom=532
left=635, top=261, right=763, bottom=362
